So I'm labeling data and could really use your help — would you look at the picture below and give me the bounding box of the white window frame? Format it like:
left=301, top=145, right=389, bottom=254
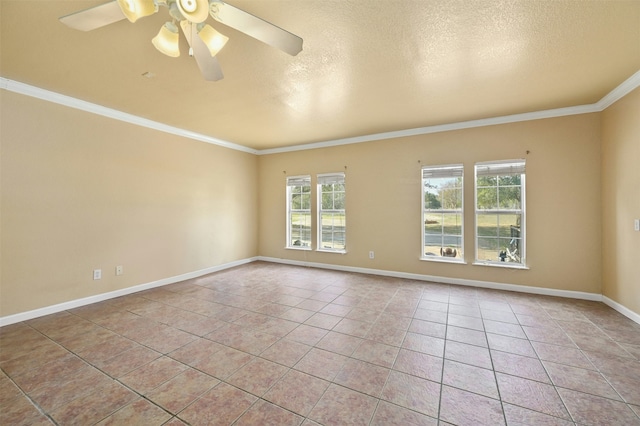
left=421, top=164, right=465, bottom=263
left=286, top=175, right=312, bottom=250
left=317, top=173, right=346, bottom=253
left=474, top=160, right=527, bottom=268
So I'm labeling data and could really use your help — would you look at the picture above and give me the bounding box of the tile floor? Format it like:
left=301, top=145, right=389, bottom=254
left=1, top=261, right=640, bottom=425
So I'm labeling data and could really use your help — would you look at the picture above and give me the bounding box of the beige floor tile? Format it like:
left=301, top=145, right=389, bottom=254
left=0, top=393, right=54, bottom=426
left=352, top=339, right=400, bottom=368
left=409, top=318, right=447, bottom=338
left=235, top=399, right=304, bottom=426
left=226, top=357, right=289, bottom=396
left=334, top=358, right=390, bottom=397
left=607, top=373, right=640, bottom=405
left=381, top=371, right=440, bottom=417
left=492, top=350, right=551, bottom=383
left=95, top=398, right=172, bottom=425
left=191, top=346, right=254, bottom=379
left=119, top=356, right=187, bottom=394
left=145, top=368, right=219, bottom=414
left=49, top=380, right=138, bottom=425
left=27, top=365, right=113, bottom=412
left=263, top=369, right=330, bottom=416
left=316, top=330, right=364, bottom=356
left=294, top=347, right=348, bottom=381
left=531, top=340, right=595, bottom=369
left=442, top=359, right=499, bottom=399
left=95, top=344, right=162, bottom=378
left=178, top=382, right=257, bottom=425
left=286, top=324, right=329, bottom=346
left=308, top=383, right=378, bottom=425
left=544, top=360, right=623, bottom=400
left=445, top=325, right=488, bottom=348
left=444, top=340, right=493, bottom=369
left=558, top=387, right=640, bottom=425
left=487, top=333, right=537, bottom=357
left=496, top=373, right=571, bottom=420
left=439, top=385, right=506, bottom=425
left=503, top=403, right=574, bottom=426
left=5, top=263, right=640, bottom=425
left=259, top=338, right=312, bottom=367
left=393, top=348, right=443, bottom=382
left=370, top=400, right=438, bottom=425
left=10, top=353, right=87, bottom=393
left=0, top=377, right=22, bottom=408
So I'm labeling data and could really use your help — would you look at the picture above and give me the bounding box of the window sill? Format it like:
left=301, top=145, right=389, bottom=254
left=316, top=248, right=347, bottom=254
left=473, top=261, right=529, bottom=270
left=420, top=256, right=466, bottom=265
left=285, top=246, right=312, bottom=251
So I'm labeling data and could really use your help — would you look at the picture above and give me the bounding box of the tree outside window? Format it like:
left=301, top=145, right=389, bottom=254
left=286, top=176, right=311, bottom=248
left=475, top=161, right=526, bottom=265
left=422, top=165, right=464, bottom=261
left=318, top=173, right=346, bottom=252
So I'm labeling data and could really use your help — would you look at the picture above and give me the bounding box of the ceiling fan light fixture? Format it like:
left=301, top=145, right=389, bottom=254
left=176, top=0, right=210, bottom=23
left=198, top=24, right=229, bottom=57
left=117, top=0, right=157, bottom=23
left=152, top=22, right=180, bottom=57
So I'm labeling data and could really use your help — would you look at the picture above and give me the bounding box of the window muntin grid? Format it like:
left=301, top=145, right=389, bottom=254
left=318, top=173, right=346, bottom=252
left=286, top=176, right=312, bottom=249
left=422, top=165, right=464, bottom=261
left=475, top=161, right=526, bottom=266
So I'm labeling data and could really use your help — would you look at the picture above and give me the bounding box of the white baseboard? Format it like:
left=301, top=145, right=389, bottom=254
left=0, top=257, right=257, bottom=327
left=261, top=257, right=640, bottom=325
left=602, top=296, right=640, bottom=325
left=258, top=257, right=604, bottom=301
left=3, top=256, right=639, bottom=328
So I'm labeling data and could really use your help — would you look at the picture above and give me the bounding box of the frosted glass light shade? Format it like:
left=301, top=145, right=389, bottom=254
left=117, top=0, right=157, bottom=23
left=152, top=22, right=180, bottom=57
left=176, top=0, right=210, bottom=23
left=198, top=24, right=228, bottom=57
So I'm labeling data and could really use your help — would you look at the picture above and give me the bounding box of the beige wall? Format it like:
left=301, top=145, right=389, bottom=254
left=258, top=114, right=603, bottom=294
left=5, top=85, right=638, bottom=320
left=601, top=87, right=640, bottom=314
left=1, top=91, right=258, bottom=317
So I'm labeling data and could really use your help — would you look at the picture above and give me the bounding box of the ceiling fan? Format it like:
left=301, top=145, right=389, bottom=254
left=59, top=0, right=303, bottom=81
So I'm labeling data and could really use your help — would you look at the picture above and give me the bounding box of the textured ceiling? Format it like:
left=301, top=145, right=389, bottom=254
left=1, top=0, right=639, bottom=150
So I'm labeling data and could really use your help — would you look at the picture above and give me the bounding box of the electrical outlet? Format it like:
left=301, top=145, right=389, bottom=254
left=635, top=219, right=640, bottom=232
left=369, top=251, right=375, bottom=259
left=93, top=269, right=102, bottom=280
left=116, top=265, right=123, bottom=276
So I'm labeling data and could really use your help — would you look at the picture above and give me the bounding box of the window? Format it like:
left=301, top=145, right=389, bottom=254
left=475, top=160, right=526, bottom=266
left=286, top=175, right=311, bottom=249
left=318, top=173, right=346, bottom=252
left=422, top=165, right=464, bottom=261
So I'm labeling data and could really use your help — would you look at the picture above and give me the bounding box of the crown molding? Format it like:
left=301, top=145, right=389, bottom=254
left=3, top=69, right=639, bottom=156
left=597, top=69, right=640, bottom=110
left=0, top=78, right=258, bottom=155
left=258, top=104, right=601, bottom=155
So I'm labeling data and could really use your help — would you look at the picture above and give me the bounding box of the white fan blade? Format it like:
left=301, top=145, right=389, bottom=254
left=59, top=1, right=126, bottom=31
left=210, top=1, right=303, bottom=56
left=180, top=21, right=225, bottom=81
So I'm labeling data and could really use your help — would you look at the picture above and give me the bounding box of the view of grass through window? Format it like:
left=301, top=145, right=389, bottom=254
left=286, top=176, right=311, bottom=248
left=319, top=174, right=346, bottom=251
left=422, top=165, right=463, bottom=259
left=475, top=161, right=525, bottom=265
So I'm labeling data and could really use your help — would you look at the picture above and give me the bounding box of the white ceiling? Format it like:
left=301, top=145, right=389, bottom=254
left=1, top=0, right=639, bottom=150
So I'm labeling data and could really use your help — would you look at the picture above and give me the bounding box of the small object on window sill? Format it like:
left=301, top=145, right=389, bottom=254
left=441, top=247, right=457, bottom=257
